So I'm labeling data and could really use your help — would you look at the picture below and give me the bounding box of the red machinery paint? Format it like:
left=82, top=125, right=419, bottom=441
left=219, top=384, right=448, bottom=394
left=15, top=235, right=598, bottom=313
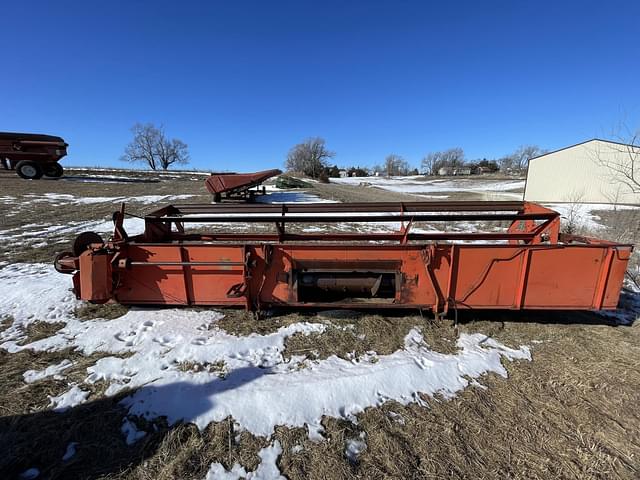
left=0, top=132, right=68, bottom=179
left=55, top=201, right=632, bottom=314
left=204, top=169, right=282, bottom=202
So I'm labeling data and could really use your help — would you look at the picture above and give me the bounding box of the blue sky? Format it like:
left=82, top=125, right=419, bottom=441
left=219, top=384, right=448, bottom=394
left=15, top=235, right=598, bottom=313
left=1, top=0, right=639, bottom=171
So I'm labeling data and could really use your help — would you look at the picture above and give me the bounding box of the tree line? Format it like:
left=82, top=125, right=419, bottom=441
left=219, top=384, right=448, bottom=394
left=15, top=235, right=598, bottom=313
left=285, top=137, right=545, bottom=179
left=118, top=124, right=545, bottom=177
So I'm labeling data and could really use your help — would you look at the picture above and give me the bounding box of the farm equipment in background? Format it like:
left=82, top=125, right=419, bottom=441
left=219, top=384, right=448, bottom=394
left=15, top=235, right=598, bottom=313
left=0, top=132, right=68, bottom=179
left=205, top=168, right=282, bottom=202
left=55, top=201, right=633, bottom=315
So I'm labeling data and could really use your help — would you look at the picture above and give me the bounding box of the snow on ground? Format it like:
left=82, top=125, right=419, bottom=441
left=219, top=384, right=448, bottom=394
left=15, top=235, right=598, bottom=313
left=19, top=467, right=40, bottom=479
left=545, top=203, right=640, bottom=231
left=332, top=175, right=525, bottom=199
left=0, top=263, right=532, bottom=476
left=49, top=385, right=90, bottom=412
left=0, top=217, right=147, bottom=246
left=257, top=190, right=337, bottom=204
left=205, top=441, right=285, bottom=480
left=345, top=432, right=367, bottom=464
left=24, top=359, right=73, bottom=383
left=0, top=187, right=336, bottom=250
left=19, top=192, right=198, bottom=206
left=62, top=442, right=78, bottom=461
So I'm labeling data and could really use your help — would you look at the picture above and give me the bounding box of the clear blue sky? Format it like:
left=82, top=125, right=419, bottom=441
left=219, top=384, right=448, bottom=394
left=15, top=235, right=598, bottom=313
left=1, top=0, right=639, bottom=171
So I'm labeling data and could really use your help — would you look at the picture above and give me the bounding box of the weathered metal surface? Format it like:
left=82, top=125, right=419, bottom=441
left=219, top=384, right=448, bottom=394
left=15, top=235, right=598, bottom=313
left=56, top=201, right=633, bottom=314
left=204, top=168, right=282, bottom=201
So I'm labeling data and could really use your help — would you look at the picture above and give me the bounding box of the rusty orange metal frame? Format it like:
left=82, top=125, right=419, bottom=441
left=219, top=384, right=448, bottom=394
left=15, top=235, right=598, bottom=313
left=55, top=201, right=633, bottom=314
left=204, top=169, right=282, bottom=202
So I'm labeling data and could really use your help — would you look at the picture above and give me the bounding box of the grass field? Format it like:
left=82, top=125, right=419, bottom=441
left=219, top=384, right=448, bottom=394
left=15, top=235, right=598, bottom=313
left=0, top=168, right=639, bottom=480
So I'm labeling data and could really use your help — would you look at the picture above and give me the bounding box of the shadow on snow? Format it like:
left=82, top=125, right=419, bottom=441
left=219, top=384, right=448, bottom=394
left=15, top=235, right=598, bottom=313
left=0, top=366, right=267, bottom=479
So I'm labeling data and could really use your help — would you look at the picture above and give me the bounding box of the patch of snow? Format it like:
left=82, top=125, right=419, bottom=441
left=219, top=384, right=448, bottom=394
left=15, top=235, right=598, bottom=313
left=345, top=435, right=367, bottom=463
left=332, top=175, right=525, bottom=199
left=204, top=440, right=285, bottom=480
left=62, top=442, right=78, bottom=461
left=256, top=191, right=337, bottom=204
left=122, top=418, right=147, bottom=445
left=204, top=462, right=247, bottom=480
left=387, top=411, right=405, bottom=425
left=48, top=385, right=90, bottom=412
left=545, top=203, right=640, bottom=230
left=1, top=263, right=532, bottom=448
left=21, top=193, right=198, bottom=206
left=306, top=423, right=326, bottom=441
left=0, top=263, right=78, bottom=342
left=19, top=468, right=40, bottom=479
left=24, top=359, right=73, bottom=383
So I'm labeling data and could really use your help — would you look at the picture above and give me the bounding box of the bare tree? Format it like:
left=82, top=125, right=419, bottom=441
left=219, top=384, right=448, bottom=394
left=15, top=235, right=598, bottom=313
left=285, top=137, right=334, bottom=179
left=121, top=123, right=189, bottom=170
left=560, top=190, right=586, bottom=235
left=421, top=154, right=437, bottom=175
left=592, top=128, right=640, bottom=194
left=498, top=145, right=544, bottom=173
left=421, top=148, right=465, bottom=174
left=384, top=154, right=412, bottom=176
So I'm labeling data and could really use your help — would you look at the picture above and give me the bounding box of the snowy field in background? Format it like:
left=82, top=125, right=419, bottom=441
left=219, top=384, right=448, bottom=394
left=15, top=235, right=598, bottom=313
left=0, top=188, right=333, bottom=251
left=332, top=175, right=526, bottom=199
left=0, top=263, right=532, bottom=478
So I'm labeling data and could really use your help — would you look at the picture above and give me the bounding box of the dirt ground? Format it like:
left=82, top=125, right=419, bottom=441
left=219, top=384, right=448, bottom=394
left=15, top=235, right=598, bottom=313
left=0, top=168, right=639, bottom=479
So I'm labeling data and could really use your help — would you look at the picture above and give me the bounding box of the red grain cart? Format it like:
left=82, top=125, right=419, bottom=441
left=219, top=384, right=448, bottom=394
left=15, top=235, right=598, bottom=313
left=205, top=169, right=282, bottom=202
left=0, top=132, right=68, bottom=179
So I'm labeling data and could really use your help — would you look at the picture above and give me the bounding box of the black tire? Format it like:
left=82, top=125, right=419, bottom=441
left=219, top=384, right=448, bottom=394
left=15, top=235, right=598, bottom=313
left=16, top=160, right=44, bottom=179
left=213, top=192, right=222, bottom=203
left=72, top=231, right=104, bottom=256
left=43, top=162, right=64, bottom=178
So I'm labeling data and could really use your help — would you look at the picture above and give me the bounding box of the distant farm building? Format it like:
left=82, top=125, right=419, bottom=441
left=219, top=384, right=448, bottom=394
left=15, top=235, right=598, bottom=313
left=524, top=139, right=640, bottom=205
left=437, top=167, right=472, bottom=176
left=453, top=167, right=472, bottom=176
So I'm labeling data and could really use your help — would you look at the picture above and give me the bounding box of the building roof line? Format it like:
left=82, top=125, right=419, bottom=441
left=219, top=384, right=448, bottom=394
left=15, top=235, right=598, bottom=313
left=528, top=138, right=639, bottom=162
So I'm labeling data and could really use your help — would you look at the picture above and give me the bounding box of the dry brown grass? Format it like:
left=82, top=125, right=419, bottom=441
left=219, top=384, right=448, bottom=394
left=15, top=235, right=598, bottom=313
left=0, top=169, right=211, bottom=264
left=75, top=303, right=130, bottom=321
left=284, top=312, right=459, bottom=361
left=177, top=360, right=227, bottom=377
left=216, top=310, right=309, bottom=336
left=267, top=312, right=640, bottom=480
left=115, top=421, right=267, bottom=480
left=16, top=321, right=66, bottom=345
left=0, top=345, right=132, bottom=416
left=0, top=315, right=12, bottom=332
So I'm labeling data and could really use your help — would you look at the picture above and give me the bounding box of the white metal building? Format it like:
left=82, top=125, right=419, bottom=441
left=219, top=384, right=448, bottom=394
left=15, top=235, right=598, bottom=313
left=524, top=139, right=640, bottom=205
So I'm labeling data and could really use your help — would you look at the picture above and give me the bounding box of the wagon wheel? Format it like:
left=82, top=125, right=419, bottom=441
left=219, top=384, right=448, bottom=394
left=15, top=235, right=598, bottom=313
left=72, top=231, right=104, bottom=256
left=15, top=160, right=44, bottom=180
left=43, top=163, right=64, bottom=178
